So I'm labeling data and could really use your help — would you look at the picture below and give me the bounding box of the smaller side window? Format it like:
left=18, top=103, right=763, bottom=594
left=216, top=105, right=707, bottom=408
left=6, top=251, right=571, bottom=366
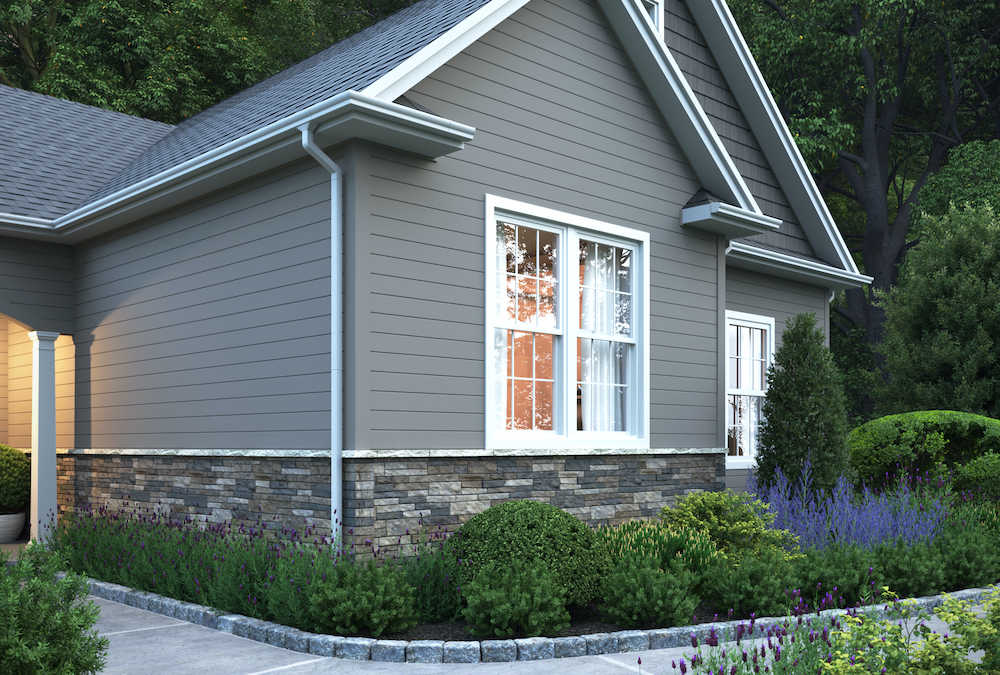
left=725, top=312, right=774, bottom=463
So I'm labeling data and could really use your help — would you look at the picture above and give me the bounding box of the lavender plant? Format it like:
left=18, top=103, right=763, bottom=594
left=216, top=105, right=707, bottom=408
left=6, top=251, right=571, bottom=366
left=749, top=463, right=946, bottom=551
left=54, top=501, right=352, bottom=631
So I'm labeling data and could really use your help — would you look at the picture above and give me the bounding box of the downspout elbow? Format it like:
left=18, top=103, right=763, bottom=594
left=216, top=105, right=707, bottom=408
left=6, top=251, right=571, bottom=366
left=299, top=124, right=344, bottom=550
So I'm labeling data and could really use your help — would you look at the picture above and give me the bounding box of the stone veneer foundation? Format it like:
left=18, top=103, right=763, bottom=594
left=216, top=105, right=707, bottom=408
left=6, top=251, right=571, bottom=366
left=51, top=450, right=725, bottom=553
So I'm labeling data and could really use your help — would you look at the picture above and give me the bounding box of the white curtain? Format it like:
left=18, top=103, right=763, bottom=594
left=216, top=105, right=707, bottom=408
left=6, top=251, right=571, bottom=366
left=580, top=242, right=627, bottom=432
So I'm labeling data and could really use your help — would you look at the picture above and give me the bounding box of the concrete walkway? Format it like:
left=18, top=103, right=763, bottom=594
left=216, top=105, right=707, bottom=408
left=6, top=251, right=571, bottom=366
left=91, top=595, right=971, bottom=675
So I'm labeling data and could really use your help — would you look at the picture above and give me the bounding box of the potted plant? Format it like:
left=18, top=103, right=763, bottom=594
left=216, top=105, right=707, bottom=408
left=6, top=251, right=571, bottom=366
left=0, top=443, right=30, bottom=543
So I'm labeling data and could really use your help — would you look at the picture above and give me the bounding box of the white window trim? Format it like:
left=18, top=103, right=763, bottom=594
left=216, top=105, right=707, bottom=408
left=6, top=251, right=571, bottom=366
left=724, top=311, right=775, bottom=469
left=485, top=195, right=650, bottom=450
left=640, top=0, right=664, bottom=37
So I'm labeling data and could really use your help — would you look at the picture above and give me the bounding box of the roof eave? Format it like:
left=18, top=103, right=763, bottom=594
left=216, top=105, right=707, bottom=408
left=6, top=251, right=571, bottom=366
left=727, top=241, right=872, bottom=291
left=0, top=91, right=475, bottom=244
left=682, top=202, right=781, bottom=239
left=683, top=0, right=861, bottom=276
left=594, top=0, right=760, bottom=214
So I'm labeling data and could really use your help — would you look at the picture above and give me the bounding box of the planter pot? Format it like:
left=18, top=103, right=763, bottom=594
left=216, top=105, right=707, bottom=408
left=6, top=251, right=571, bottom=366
left=0, top=512, right=26, bottom=544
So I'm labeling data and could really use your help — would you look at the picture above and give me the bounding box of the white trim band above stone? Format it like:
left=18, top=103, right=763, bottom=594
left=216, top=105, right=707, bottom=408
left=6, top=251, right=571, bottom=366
left=53, top=447, right=726, bottom=458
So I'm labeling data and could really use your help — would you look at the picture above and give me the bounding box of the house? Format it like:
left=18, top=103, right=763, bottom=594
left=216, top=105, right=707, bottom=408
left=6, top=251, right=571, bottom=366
left=0, top=0, right=870, bottom=548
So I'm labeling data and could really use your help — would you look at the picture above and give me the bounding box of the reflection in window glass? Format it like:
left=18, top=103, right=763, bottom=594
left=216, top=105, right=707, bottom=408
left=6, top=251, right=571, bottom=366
left=727, top=321, right=769, bottom=458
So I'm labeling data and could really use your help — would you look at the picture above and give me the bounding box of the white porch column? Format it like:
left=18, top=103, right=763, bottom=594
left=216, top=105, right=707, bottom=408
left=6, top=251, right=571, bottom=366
left=29, top=330, right=59, bottom=542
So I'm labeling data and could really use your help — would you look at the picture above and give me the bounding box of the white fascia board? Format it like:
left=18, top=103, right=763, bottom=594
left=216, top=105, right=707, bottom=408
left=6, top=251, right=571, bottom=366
left=683, top=0, right=860, bottom=275
left=0, top=212, right=58, bottom=241
left=596, top=0, right=759, bottom=213
left=4, top=91, right=474, bottom=244
left=362, top=0, right=532, bottom=102
left=682, top=201, right=780, bottom=239
left=727, top=240, right=872, bottom=291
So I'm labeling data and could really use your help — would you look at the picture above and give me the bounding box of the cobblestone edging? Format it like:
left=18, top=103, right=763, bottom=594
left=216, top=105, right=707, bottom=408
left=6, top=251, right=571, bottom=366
left=83, top=577, right=997, bottom=663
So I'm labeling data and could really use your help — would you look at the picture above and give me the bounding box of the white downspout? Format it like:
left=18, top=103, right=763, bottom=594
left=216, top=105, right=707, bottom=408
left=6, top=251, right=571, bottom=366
left=299, top=124, right=343, bottom=549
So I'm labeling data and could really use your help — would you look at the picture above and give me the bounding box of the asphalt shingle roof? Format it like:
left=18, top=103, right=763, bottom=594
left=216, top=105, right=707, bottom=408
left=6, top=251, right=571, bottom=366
left=83, top=0, right=491, bottom=208
left=0, top=86, right=172, bottom=220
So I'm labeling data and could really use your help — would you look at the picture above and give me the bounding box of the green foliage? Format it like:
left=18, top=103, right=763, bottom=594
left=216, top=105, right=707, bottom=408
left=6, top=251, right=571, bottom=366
left=457, top=500, right=610, bottom=606
left=594, top=519, right=721, bottom=580
left=880, top=206, right=1000, bottom=418
left=821, top=591, right=1000, bottom=675
left=917, top=140, right=1000, bottom=222
left=0, top=0, right=417, bottom=122
left=934, top=515, right=1000, bottom=591
left=872, top=540, right=946, bottom=600
left=830, top=319, right=879, bottom=425
left=309, top=557, right=416, bottom=637
left=659, top=490, right=798, bottom=562
left=0, top=444, right=30, bottom=512
left=848, top=410, right=1000, bottom=486
left=398, top=536, right=462, bottom=624
left=599, top=555, right=698, bottom=629
left=756, top=313, right=850, bottom=494
left=955, top=453, right=1000, bottom=501
left=0, top=545, right=109, bottom=675
left=461, top=559, right=569, bottom=638
left=795, top=543, right=877, bottom=608
left=702, top=547, right=797, bottom=618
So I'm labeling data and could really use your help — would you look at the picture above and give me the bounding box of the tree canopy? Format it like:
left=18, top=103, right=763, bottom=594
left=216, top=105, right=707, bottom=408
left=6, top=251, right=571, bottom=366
left=879, top=204, right=1000, bottom=418
left=1, top=0, right=414, bottom=123
left=729, top=0, right=1000, bottom=362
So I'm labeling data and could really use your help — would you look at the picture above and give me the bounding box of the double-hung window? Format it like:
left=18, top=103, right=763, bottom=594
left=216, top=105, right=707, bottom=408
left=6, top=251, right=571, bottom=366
left=725, top=312, right=774, bottom=463
left=485, top=196, right=649, bottom=449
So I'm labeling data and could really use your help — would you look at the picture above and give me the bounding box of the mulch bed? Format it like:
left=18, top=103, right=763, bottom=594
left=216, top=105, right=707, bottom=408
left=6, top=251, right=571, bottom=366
left=374, top=601, right=724, bottom=641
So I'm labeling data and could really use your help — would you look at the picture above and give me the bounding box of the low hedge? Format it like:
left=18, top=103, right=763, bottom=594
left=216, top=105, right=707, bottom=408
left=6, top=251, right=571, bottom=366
left=848, top=410, right=1000, bottom=486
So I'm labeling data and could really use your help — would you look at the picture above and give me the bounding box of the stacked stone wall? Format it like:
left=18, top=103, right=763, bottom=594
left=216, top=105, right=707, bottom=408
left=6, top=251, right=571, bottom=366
left=55, top=455, right=333, bottom=538
left=343, top=452, right=726, bottom=553
left=51, top=451, right=725, bottom=554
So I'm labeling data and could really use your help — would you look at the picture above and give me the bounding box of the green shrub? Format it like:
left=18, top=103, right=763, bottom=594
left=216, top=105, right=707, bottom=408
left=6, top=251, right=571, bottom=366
left=0, top=444, right=29, bottom=513
left=457, top=500, right=610, bottom=606
left=873, top=540, right=946, bottom=599
left=659, top=490, right=797, bottom=562
left=0, top=545, right=108, bottom=674
left=309, top=558, right=417, bottom=637
left=594, top=519, right=721, bottom=579
left=954, top=452, right=1000, bottom=500
left=462, top=559, right=569, bottom=638
left=600, top=555, right=699, bottom=629
left=848, top=410, right=1000, bottom=486
left=702, top=547, right=796, bottom=618
left=756, top=312, right=851, bottom=494
left=795, top=543, right=877, bottom=608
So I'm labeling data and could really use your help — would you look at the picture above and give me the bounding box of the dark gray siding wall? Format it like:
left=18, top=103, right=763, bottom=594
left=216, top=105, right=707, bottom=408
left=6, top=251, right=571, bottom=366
left=0, top=237, right=74, bottom=333
left=72, top=159, right=332, bottom=450
left=726, top=267, right=828, bottom=349
left=663, top=0, right=816, bottom=261
left=358, top=0, right=718, bottom=450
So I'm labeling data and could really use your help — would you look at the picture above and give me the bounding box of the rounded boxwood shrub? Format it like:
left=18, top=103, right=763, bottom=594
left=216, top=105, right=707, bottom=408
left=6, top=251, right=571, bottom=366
left=848, top=410, right=1000, bottom=487
left=0, top=444, right=29, bottom=513
left=457, top=500, right=611, bottom=607
left=600, top=555, right=699, bottom=629
left=954, top=453, right=1000, bottom=500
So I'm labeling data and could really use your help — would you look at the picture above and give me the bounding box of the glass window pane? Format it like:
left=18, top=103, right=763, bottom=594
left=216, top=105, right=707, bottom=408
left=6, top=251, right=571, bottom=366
left=500, top=222, right=517, bottom=274
left=614, top=293, right=631, bottom=336
left=538, top=229, right=557, bottom=280
left=616, top=248, right=631, bottom=295
left=512, top=332, right=533, bottom=378
left=578, top=339, right=629, bottom=432
left=538, top=278, right=556, bottom=329
left=535, top=333, right=554, bottom=380
left=512, top=380, right=533, bottom=430
left=517, top=277, right=538, bottom=325
left=504, top=274, right=517, bottom=322
left=515, top=225, right=536, bottom=276
left=535, top=380, right=553, bottom=431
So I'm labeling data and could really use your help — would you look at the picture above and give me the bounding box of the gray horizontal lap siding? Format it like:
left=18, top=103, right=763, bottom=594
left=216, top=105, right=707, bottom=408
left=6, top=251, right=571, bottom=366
left=664, top=0, right=816, bottom=261
left=0, top=236, right=75, bottom=333
left=726, top=267, right=829, bottom=348
left=363, top=0, right=718, bottom=450
left=73, top=159, right=332, bottom=451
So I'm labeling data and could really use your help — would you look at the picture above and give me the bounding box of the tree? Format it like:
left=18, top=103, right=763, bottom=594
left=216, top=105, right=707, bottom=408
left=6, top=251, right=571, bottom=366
left=729, top=0, right=1000, bottom=360
left=916, top=139, right=1000, bottom=219
left=879, top=204, right=1000, bottom=417
left=1, top=0, right=418, bottom=123
left=756, top=313, right=850, bottom=494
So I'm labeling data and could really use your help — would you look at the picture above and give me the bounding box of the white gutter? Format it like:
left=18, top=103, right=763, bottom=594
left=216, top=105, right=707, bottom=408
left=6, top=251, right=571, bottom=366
left=299, top=123, right=344, bottom=550
left=727, top=240, right=872, bottom=290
